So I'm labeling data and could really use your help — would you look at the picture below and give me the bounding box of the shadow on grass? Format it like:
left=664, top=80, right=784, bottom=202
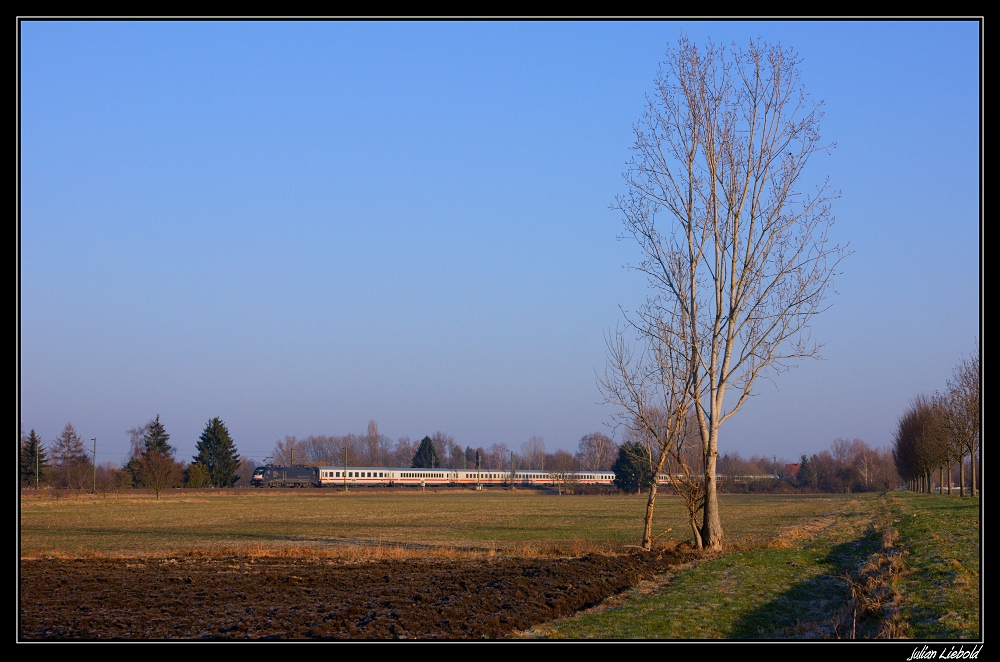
left=727, top=525, right=884, bottom=639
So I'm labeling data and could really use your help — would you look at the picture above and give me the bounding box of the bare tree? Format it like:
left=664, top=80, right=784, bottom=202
left=139, top=450, right=182, bottom=499
left=126, top=422, right=150, bottom=459
left=943, top=347, right=980, bottom=496
left=486, top=443, right=508, bottom=471
left=615, top=37, right=845, bottom=550
left=366, top=420, right=380, bottom=466
left=272, top=435, right=301, bottom=466
left=601, top=309, right=693, bottom=550
left=94, top=462, right=121, bottom=498
left=549, top=449, right=577, bottom=495
left=577, top=432, right=617, bottom=472
left=664, top=413, right=705, bottom=547
left=522, top=436, right=546, bottom=470
left=390, top=436, right=414, bottom=467
left=430, top=431, right=456, bottom=469
left=232, top=456, right=258, bottom=487
left=893, top=395, right=948, bottom=493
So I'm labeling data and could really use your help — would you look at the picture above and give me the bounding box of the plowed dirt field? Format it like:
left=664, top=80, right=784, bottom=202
left=20, top=549, right=693, bottom=639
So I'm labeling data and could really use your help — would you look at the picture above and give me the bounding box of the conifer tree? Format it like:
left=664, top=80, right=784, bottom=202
left=193, top=417, right=241, bottom=487
left=51, top=422, right=92, bottom=489
left=411, top=436, right=441, bottom=468
left=611, top=442, right=654, bottom=493
left=797, top=455, right=816, bottom=488
left=20, top=429, right=49, bottom=488
left=143, top=415, right=174, bottom=458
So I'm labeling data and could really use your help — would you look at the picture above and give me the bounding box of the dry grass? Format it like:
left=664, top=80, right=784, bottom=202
left=765, top=515, right=839, bottom=550
left=21, top=533, right=622, bottom=563
left=21, top=490, right=845, bottom=561
left=832, top=503, right=908, bottom=639
left=21, top=542, right=505, bottom=563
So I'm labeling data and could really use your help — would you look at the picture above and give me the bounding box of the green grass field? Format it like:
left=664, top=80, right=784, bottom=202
left=523, top=492, right=980, bottom=640
left=892, top=493, right=981, bottom=639
left=19, top=488, right=979, bottom=639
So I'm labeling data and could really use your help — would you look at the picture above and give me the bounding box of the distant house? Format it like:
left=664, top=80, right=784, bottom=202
left=784, top=463, right=801, bottom=480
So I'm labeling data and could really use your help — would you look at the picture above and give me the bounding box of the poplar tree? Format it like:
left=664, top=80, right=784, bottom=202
left=614, top=37, right=845, bottom=550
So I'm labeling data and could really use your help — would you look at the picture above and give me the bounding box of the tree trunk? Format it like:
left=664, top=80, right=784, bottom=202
left=701, top=436, right=723, bottom=551
left=959, top=458, right=965, bottom=497
left=689, top=515, right=703, bottom=549
left=641, top=446, right=671, bottom=551
left=641, top=482, right=658, bottom=551
left=971, top=451, right=978, bottom=497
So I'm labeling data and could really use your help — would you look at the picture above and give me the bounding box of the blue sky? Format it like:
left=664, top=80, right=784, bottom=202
left=19, top=20, right=981, bottom=466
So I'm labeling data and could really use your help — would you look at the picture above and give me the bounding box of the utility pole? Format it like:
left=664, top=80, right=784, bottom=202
left=92, top=438, right=97, bottom=493
left=343, top=440, right=348, bottom=492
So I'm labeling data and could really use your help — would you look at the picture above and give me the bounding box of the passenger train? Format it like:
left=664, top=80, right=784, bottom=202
left=251, top=465, right=616, bottom=489
left=250, top=465, right=780, bottom=489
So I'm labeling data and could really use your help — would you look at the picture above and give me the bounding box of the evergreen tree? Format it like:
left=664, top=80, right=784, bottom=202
left=122, top=457, right=141, bottom=488
left=20, top=429, right=49, bottom=488
left=193, top=417, right=241, bottom=487
left=797, top=454, right=816, bottom=488
left=411, top=436, right=441, bottom=468
left=611, top=442, right=654, bottom=494
left=143, top=415, right=174, bottom=458
left=185, top=462, right=212, bottom=488
left=51, top=422, right=93, bottom=489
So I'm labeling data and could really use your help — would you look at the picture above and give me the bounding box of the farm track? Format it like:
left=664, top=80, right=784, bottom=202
left=20, top=549, right=696, bottom=640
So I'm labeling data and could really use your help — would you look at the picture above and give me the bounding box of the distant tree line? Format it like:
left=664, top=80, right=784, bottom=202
left=892, top=347, right=980, bottom=496
left=268, top=421, right=623, bottom=475
left=19, top=416, right=252, bottom=495
left=605, top=430, right=899, bottom=497
left=789, top=438, right=899, bottom=494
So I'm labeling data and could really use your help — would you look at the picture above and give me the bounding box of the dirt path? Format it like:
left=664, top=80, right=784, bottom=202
left=20, top=550, right=695, bottom=640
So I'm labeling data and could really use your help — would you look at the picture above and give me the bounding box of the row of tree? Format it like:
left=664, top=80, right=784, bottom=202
left=892, top=348, right=981, bottom=496
left=610, top=437, right=899, bottom=495
left=19, top=417, right=246, bottom=497
left=269, top=421, right=623, bottom=473
left=792, top=438, right=898, bottom=493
